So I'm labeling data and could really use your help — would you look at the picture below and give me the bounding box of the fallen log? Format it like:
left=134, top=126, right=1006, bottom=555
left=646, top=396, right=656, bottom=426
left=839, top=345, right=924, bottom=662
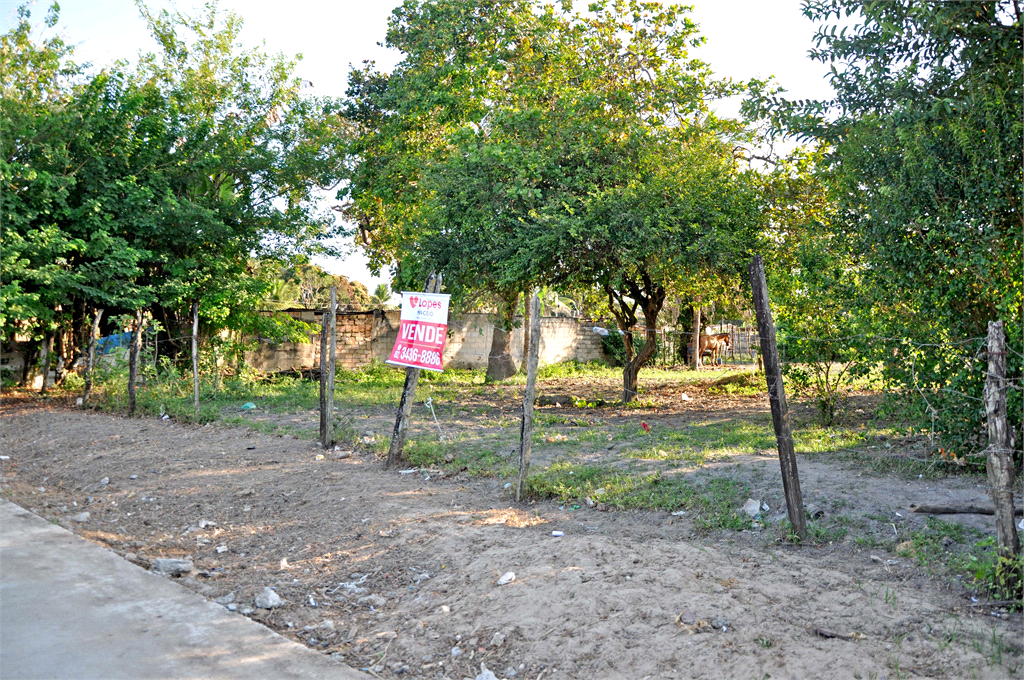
left=910, top=504, right=1022, bottom=516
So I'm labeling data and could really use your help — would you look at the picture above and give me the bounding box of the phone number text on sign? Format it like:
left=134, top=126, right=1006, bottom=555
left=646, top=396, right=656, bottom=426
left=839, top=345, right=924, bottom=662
left=394, top=346, right=442, bottom=368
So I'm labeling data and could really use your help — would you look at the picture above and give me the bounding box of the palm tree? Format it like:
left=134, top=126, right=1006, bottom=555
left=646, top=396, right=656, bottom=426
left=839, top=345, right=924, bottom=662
left=370, top=283, right=392, bottom=308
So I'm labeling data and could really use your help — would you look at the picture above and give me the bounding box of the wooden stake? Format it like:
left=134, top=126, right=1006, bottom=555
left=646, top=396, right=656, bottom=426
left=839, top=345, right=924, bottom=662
left=517, top=291, right=542, bottom=501
left=386, top=273, right=440, bottom=469
left=984, top=320, right=1020, bottom=558
left=128, top=309, right=143, bottom=416
left=83, top=308, right=104, bottom=405
left=321, top=286, right=338, bottom=449
left=749, top=255, right=807, bottom=541
left=38, top=330, right=52, bottom=394
left=691, top=304, right=702, bottom=370
left=318, top=305, right=329, bottom=445
left=191, top=300, right=200, bottom=420
left=521, top=292, right=532, bottom=374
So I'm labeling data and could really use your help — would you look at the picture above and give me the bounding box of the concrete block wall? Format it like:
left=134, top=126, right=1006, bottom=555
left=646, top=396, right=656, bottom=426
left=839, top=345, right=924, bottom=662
left=246, top=310, right=609, bottom=373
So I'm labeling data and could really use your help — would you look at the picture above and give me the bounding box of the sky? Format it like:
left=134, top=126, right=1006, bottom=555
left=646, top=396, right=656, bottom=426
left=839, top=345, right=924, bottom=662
left=1, top=0, right=838, bottom=292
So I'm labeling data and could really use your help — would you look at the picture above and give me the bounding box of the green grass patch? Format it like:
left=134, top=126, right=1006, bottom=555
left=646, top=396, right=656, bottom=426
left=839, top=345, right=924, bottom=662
left=902, top=518, right=1023, bottom=605
left=706, top=371, right=764, bottom=396
left=526, top=462, right=749, bottom=531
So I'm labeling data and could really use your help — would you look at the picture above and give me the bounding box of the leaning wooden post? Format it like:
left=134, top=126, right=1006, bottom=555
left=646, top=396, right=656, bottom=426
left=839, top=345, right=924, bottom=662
left=191, top=300, right=200, bottom=419
left=83, top=308, right=104, bottom=405
left=386, top=272, right=440, bottom=469
left=127, top=309, right=144, bottom=416
left=749, top=255, right=807, bottom=541
left=516, top=291, right=542, bottom=501
left=984, top=320, right=1020, bottom=559
left=320, top=286, right=338, bottom=449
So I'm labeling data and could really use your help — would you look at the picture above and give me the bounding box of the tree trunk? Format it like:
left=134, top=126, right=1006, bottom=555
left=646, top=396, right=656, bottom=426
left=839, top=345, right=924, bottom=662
left=622, top=324, right=658, bottom=403
left=520, top=293, right=532, bottom=374
left=486, top=292, right=520, bottom=382
left=38, top=331, right=53, bottom=394
left=691, top=305, right=702, bottom=370
left=83, top=309, right=104, bottom=405
left=128, top=309, right=143, bottom=416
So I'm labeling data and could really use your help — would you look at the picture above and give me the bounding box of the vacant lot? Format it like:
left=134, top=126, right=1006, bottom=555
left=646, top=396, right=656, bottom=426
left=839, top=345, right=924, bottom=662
left=2, top=365, right=1020, bottom=679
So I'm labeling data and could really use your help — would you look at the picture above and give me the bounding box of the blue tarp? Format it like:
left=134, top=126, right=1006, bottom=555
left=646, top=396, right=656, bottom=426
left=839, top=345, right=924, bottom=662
left=96, top=332, right=132, bottom=355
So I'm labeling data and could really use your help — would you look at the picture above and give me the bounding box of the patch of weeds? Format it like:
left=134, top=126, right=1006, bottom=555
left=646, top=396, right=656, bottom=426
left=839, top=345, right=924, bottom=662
left=807, top=516, right=849, bottom=544
left=405, top=435, right=512, bottom=477
left=755, top=636, right=774, bottom=649
left=624, top=399, right=658, bottom=409
left=404, top=438, right=455, bottom=467
left=621, top=444, right=711, bottom=467
left=526, top=463, right=749, bottom=532
left=959, top=540, right=1023, bottom=606
left=841, top=450, right=971, bottom=480
left=852, top=535, right=883, bottom=549
left=221, top=417, right=315, bottom=440
left=903, top=519, right=1023, bottom=607
left=706, top=372, right=763, bottom=397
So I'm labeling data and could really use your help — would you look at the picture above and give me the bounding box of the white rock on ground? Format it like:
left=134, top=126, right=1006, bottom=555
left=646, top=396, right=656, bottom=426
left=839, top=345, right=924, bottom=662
left=357, top=594, right=386, bottom=607
left=254, top=587, right=282, bottom=609
left=475, top=664, right=499, bottom=680
left=153, top=558, right=193, bottom=576
left=71, top=512, right=90, bottom=523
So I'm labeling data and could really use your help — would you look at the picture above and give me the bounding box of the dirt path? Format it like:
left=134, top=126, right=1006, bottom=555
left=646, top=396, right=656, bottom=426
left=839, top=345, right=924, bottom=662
left=1, top=403, right=1020, bottom=679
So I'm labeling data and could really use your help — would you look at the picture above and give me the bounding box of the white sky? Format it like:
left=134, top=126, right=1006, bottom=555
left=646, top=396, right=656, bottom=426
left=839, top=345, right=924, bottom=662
left=2, top=0, right=836, bottom=292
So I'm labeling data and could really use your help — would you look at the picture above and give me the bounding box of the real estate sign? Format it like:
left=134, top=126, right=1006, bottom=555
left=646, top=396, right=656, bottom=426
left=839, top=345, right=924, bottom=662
left=387, top=291, right=451, bottom=372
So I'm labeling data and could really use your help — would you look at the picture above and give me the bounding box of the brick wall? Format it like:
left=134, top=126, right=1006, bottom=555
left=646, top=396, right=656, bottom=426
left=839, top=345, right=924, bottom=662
left=245, top=310, right=609, bottom=373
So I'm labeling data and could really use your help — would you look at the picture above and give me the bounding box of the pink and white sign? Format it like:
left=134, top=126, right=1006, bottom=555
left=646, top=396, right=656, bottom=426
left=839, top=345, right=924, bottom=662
left=387, top=291, right=451, bottom=372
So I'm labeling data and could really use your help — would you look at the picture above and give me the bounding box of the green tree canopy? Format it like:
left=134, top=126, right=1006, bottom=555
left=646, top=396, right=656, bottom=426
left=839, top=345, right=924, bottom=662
left=744, top=0, right=1022, bottom=454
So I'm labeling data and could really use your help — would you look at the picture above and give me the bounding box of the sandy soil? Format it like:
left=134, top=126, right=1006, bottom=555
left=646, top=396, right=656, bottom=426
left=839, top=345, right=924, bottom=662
left=1, top=398, right=1021, bottom=680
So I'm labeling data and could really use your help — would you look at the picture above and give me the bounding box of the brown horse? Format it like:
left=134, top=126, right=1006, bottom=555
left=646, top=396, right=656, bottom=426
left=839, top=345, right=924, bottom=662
left=698, top=333, right=732, bottom=367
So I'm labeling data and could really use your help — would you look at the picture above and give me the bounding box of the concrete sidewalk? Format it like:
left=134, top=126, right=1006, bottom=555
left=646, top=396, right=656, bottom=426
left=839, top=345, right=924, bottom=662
left=0, top=500, right=368, bottom=680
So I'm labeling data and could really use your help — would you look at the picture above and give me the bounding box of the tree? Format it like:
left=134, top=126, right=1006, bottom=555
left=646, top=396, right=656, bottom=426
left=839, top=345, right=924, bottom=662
left=460, top=1, right=758, bottom=400
left=2, top=1, right=351, bottom=378
left=745, top=0, right=1022, bottom=455
left=1, top=4, right=150, bottom=385
left=356, top=0, right=759, bottom=395
left=342, top=0, right=553, bottom=379
left=370, top=283, right=392, bottom=308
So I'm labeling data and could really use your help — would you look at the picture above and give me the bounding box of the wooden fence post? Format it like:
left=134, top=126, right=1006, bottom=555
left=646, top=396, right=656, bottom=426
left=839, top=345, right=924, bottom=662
left=749, top=255, right=807, bottom=541
left=191, top=301, right=200, bottom=420
left=386, top=272, right=441, bottom=469
left=318, top=309, right=329, bottom=441
left=320, top=287, right=338, bottom=449
left=83, top=308, right=104, bottom=405
left=516, top=291, right=542, bottom=501
left=128, top=309, right=143, bottom=416
left=38, top=330, right=53, bottom=394
left=984, top=320, right=1020, bottom=559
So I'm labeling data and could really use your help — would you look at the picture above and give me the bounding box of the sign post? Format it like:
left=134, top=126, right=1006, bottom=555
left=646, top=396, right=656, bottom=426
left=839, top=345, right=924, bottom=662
left=385, top=274, right=447, bottom=468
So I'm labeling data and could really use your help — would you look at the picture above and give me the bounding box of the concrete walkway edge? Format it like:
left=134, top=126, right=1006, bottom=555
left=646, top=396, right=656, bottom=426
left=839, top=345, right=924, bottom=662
left=0, top=499, right=369, bottom=680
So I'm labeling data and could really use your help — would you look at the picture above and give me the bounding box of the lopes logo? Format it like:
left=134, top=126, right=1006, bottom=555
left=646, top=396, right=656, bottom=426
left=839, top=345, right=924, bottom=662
left=408, top=295, right=442, bottom=311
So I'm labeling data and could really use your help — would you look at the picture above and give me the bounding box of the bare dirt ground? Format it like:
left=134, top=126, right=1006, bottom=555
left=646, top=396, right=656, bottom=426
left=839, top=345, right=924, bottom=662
left=2, top=392, right=1021, bottom=680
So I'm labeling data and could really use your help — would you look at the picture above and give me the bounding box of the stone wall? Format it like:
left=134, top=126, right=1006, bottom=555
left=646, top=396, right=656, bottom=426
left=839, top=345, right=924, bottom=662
left=245, top=310, right=609, bottom=373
